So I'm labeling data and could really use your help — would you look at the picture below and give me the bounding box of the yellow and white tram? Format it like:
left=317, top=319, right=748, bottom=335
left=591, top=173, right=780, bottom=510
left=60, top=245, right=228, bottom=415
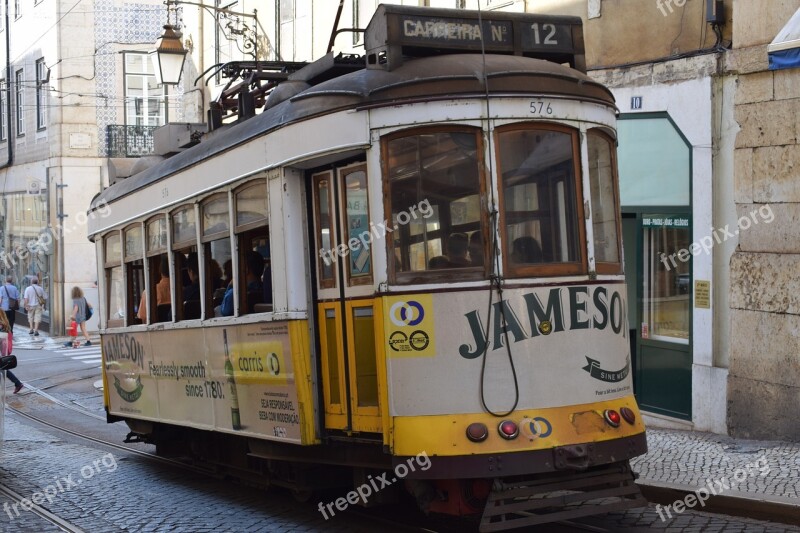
left=88, top=6, right=646, bottom=530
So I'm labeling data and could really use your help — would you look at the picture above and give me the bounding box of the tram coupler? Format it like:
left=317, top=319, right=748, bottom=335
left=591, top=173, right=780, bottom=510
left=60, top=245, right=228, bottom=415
left=124, top=431, right=147, bottom=444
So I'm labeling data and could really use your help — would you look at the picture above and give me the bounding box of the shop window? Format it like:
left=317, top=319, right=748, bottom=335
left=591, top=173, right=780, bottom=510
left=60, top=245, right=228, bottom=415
left=384, top=128, right=486, bottom=283
left=496, top=124, right=585, bottom=277
left=588, top=130, right=622, bottom=272
left=642, top=216, right=690, bottom=344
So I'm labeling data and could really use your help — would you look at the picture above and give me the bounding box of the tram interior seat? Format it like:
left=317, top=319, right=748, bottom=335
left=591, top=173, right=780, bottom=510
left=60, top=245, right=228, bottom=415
left=511, top=236, right=544, bottom=263
left=156, top=304, right=172, bottom=323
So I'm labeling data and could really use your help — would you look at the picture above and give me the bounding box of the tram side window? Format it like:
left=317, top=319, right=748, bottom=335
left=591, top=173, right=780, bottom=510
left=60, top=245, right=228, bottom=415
left=124, top=225, right=145, bottom=325
left=145, top=216, right=170, bottom=323
left=172, top=206, right=198, bottom=321
left=202, top=194, right=231, bottom=318
left=104, top=232, right=124, bottom=327
left=234, top=181, right=270, bottom=315
left=384, top=129, right=487, bottom=283
left=497, top=125, right=585, bottom=277
left=588, top=130, right=622, bottom=272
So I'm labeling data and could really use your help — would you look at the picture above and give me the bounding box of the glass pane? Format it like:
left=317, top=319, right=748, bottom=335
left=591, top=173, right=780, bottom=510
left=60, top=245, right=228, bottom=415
left=618, top=118, right=690, bottom=206
left=147, top=217, right=167, bottom=252
left=172, top=207, right=196, bottom=245
left=344, top=170, right=371, bottom=278
left=325, top=309, right=340, bottom=405
left=642, top=216, right=690, bottom=343
left=316, top=177, right=334, bottom=282
left=387, top=131, right=483, bottom=273
left=207, top=238, right=231, bottom=318
left=105, top=233, right=121, bottom=264
left=588, top=133, right=620, bottom=264
left=203, top=195, right=230, bottom=236
left=352, top=307, right=378, bottom=408
left=128, top=259, right=145, bottom=322
left=125, top=226, right=143, bottom=259
left=107, top=266, right=124, bottom=320
left=236, top=183, right=268, bottom=227
left=498, top=129, right=579, bottom=269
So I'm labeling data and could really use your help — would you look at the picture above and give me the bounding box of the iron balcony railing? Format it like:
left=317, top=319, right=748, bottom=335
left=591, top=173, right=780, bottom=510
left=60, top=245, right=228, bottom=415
left=106, top=125, right=157, bottom=157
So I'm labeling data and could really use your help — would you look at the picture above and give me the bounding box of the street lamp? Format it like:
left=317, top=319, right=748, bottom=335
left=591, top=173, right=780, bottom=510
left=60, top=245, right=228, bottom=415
left=151, top=24, right=188, bottom=85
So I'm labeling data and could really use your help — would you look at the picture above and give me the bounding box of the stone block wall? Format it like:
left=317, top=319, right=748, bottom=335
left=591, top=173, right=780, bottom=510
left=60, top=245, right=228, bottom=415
left=729, top=32, right=800, bottom=439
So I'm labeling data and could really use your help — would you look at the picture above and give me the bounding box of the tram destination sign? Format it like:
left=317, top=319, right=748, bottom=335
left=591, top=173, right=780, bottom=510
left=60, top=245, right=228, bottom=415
left=365, top=5, right=584, bottom=70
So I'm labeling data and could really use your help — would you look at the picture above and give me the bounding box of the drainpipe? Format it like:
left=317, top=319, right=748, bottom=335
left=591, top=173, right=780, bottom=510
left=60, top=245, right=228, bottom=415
left=1, top=0, right=13, bottom=170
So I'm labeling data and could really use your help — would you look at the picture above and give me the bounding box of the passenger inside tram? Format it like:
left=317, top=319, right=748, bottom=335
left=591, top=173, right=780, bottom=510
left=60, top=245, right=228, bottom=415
left=137, top=256, right=171, bottom=323
left=510, top=236, right=544, bottom=264
left=182, top=252, right=201, bottom=319
left=429, top=232, right=470, bottom=269
left=243, top=250, right=264, bottom=313
left=468, top=231, right=484, bottom=266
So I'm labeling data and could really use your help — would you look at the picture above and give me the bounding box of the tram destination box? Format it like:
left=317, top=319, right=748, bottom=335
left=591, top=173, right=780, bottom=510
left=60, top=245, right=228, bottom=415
left=365, top=5, right=586, bottom=72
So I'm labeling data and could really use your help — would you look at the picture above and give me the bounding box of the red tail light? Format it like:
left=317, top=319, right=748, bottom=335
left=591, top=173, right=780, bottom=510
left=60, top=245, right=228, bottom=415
left=498, top=420, right=519, bottom=440
left=466, top=423, right=489, bottom=443
left=603, top=409, right=621, bottom=428
left=619, top=407, right=636, bottom=424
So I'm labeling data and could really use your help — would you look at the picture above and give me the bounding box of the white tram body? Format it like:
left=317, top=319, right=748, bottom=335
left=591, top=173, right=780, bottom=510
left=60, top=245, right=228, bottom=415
left=88, top=6, right=646, bottom=529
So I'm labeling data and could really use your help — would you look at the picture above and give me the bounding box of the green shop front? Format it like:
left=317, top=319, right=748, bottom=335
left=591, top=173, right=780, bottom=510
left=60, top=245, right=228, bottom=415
left=618, top=113, right=692, bottom=421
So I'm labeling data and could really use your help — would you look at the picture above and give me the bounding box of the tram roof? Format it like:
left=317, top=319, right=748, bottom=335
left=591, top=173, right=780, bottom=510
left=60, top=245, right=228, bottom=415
left=91, top=53, right=615, bottom=212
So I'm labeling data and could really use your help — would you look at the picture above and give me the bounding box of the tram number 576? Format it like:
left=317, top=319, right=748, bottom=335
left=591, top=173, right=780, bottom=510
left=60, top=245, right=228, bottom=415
left=530, top=101, right=553, bottom=115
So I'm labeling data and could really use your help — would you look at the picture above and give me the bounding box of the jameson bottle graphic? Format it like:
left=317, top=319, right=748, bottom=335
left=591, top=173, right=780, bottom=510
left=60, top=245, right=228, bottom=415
left=223, top=329, right=242, bottom=430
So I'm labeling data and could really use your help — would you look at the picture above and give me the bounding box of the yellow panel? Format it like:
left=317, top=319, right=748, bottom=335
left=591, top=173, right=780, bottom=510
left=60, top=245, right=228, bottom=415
left=345, top=299, right=381, bottom=432
left=288, top=320, right=320, bottom=445
left=372, top=298, right=392, bottom=446
left=318, top=303, right=347, bottom=430
left=392, top=397, right=645, bottom=457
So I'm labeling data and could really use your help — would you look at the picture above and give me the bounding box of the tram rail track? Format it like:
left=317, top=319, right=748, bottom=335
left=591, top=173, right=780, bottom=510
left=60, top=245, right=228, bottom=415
left=7, top=376, right=444, bottom=533
left=0, top=482, right=86, bottom=533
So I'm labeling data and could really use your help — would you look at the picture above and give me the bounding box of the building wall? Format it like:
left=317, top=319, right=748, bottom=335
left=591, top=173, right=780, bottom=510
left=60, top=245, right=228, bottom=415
left=727, top=0, right=800, bottom=440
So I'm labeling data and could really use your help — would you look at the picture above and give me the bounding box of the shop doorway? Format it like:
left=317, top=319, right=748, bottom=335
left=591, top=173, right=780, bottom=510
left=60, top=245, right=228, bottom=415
left=623, top=211, right=692, bottom=420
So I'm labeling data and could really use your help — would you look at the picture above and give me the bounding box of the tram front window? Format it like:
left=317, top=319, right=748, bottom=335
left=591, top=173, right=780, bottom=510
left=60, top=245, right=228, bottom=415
left=497, top=126, right=584, bottom=277
left=385, top=129, right=486, bottom=282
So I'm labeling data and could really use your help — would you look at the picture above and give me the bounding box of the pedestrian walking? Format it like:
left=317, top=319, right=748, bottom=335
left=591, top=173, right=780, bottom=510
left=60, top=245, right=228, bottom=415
left=23, top=277, right=46, bottom=336
left=64, top=286, right=92, bottom=347
left=0, top=276, right=20, bottom=331
left=0, top=309, right=23, bottom=393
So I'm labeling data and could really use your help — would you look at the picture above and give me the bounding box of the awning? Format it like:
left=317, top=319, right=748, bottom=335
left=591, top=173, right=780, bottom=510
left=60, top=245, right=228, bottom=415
left=769, top=7, right=800, bottom=70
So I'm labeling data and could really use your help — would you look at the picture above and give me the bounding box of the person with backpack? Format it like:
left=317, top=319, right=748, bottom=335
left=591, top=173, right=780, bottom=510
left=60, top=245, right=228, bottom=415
left=0, top=276, right=20, bottom=331
left=23, top=277, right=47, bottom=336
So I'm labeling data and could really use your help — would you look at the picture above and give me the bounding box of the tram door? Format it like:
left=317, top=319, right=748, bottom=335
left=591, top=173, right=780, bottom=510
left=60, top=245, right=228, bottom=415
left=311, top=164, right=382, bottom=434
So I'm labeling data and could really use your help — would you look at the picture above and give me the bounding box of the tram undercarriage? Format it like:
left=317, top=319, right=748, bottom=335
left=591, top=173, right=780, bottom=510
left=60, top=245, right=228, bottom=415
left=125, top=417, right=646, bottom=531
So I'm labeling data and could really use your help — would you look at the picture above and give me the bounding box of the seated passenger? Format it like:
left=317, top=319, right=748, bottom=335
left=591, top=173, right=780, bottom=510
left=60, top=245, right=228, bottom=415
left=428, top=256, right=451, bottom=269
left=469, top=232, right=484, bottom=266
left=511, top=236, right=544, bottom=264
left=217, top=260, right=233, bottom=317
left=138, top=256, right=171, bottom=323
left=446, top=232, right=470, bottom=267
left=244, top=250, right=264, bottom=313
left=183, top=252, right=200, bottom=303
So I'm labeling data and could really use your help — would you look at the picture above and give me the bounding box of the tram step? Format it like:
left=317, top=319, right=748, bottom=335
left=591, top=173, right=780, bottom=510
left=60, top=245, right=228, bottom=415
left=479, top=461, right=646, bottom=532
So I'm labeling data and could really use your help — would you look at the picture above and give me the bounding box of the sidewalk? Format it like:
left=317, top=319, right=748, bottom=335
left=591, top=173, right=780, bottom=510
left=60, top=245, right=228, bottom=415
left=633, top=427, right=800, bottom=518
left=10, top=325, right=101, bottom=351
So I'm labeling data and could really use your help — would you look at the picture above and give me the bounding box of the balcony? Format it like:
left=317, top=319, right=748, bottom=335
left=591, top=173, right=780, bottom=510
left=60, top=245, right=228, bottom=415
left=106, top=125, right=157, bottom=157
